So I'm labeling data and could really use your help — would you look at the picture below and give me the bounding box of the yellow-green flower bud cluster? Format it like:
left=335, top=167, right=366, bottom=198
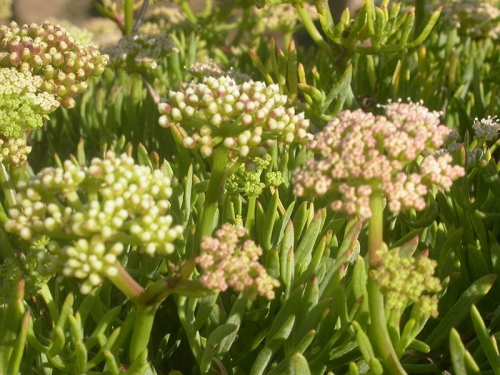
left=5, top=151, right=183, bottom=294
left=226, top=154, right=284, bottom=197
left=0, top=137, right=32, bottom=167
left=104, top=33, right=178, bottom=71
left=158, top=76, right=313, bottom=158
left=0, top=21, right=109, bottom=108
left=0, top=67, right=59, bottom=139
left=370, top=249, right=442, bottom=318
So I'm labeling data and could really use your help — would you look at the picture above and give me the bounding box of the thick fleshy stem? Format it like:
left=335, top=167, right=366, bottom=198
left=367, top=191, right=407, bottom=374
left=123, top=0, right=134, bottom=35
left=107, top=263, right=145, bottom=305
left=0, top=162, right=17, bottom=209
left=129, top=304, right=157, bottom=363
left=196, top=147, right=231, bottom=251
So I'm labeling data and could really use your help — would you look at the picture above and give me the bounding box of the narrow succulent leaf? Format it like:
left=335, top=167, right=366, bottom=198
left=407, top=339, right=430, bottom=353
left=276, top=201, right=295, bottom=244
left=75, top=341, right=88, bottom=374
left=200, top=324, right=238, bottom=373
left=321, top=65, right=353, bottom=114
left=262, top=190, right=280, bottom=251
left=123, top=349, right=150, bottom=374
left=248, top=49, right=274, bottom=85
left=90, top=306, right=121, bottom=340
left=368, top=357, right=384, bottom=375
left=294, top=235, right=327, bottom=286
left=217, top=294, right=247, bottom=355
left=48, top=326, right=66, bottom=357
left=295, top=298, right=332, bottom=341
left=407, top=6, right=442, bottom=48
left=287, top=39, right=298, bottom=101
left=295, top=277, right=319, bottom=331
left=266, top=247, right=281, bottom=279
left=266, top=314, right=295, bottom=352
left=295, top=210, right=324, bottom=271
left=399, top=9, right=415, bottom=48
left=353, top=320, right=375, bottom=362
left=427, top=274, right=496, bottom=348
left=250, top=346, right=273, bottom=375
left=266, top=286, right=303, bottom=343
left=194, top=295, right=218, bottom=332
left=104, top=350, right=121, bottom=375
left=0, top=279, right=25, bottom=370
left=6, top=311, right=30, bottom=375
left=137, top=143, right=153, bottom=169
left=292, top=201, right=309, bottom=242
left=289, top=352, right=311, bottom=375
left=470, top=305, right=500, bottom=373
left=182, top=165, right=193, bottom=225
left=277, top=49, right=287, bottom=90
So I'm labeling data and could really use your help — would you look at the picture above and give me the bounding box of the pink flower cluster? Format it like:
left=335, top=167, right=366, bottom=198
left=196, top=224, right=280, bottom=300
left=293, top=101, right=465, bottom=219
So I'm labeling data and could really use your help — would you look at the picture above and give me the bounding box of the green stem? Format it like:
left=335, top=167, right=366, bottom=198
left=367, top=191, right=407, bottom=374
left=129, top=304, right=157, bottom=362
left=123, top=0, right=134, bottom=35
left=108, top=263, right=145, bottom=304
left=196, top=147, right=230, bottom=249
left=0, top=162, right=17, bottom=209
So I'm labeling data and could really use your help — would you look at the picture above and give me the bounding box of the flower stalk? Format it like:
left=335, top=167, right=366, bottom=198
left=197, top=146, right=231, bottom=248
left=367, top=190, right=406, bottom=374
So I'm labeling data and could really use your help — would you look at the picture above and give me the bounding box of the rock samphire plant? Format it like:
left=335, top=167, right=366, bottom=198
left=4, top=0, right=500, bottom=374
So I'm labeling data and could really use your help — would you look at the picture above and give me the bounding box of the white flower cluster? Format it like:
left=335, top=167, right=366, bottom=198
left=5, top=151, right=183, bottom=293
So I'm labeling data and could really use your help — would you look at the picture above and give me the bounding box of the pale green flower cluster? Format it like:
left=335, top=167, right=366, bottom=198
left=158, top=76, right=312, bottom=158
left=5, top=151, right=183, bottom=294
left=0, top=21, right=109, bottom=108
left=370, top=249, right=442, bottom=318
left=225, top=154, right=285, bottom=197
left=0, top=67, right=59, bottom=139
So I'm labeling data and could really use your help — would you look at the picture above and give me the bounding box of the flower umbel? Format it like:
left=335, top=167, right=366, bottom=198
left=370, top=248, right=442, bottom=318
left=158, top=76, right=313, bottom=158
left=0, top=67, right=59, bottom=139
left=196, top=223, right=280, bottom=300
left=293, top=101, right=465, bottom=219
left=0, top=21, right=109, bottom=108
left=104, top=33, right=178, bottom=71
left=5, top=151, right=183, bottom=294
